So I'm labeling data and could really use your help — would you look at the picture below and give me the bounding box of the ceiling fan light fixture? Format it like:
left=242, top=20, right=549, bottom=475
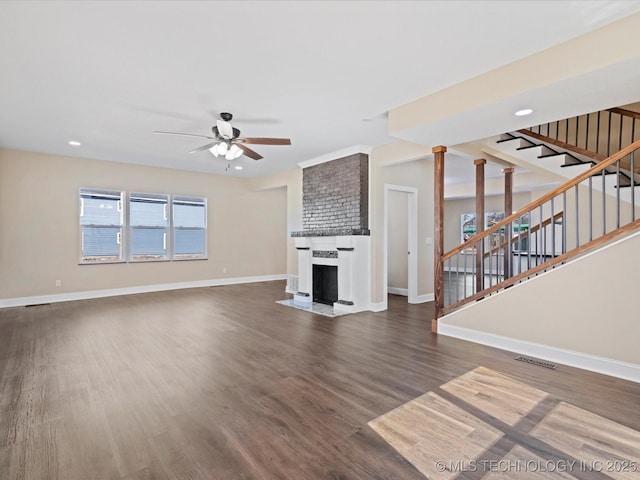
left=228, top=144, right=243, bottom=159
left=218, top=142, right=228, bottom=155
left=209, top=144, right=220, bottom=157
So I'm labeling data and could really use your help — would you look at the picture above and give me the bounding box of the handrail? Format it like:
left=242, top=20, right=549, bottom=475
left=437, top=139, right=640, bottom=319
left=443, top=139, right=640, bottom=262
left=518, top=128, right=640, bottom=175
left=517, top=129, right=605, bottom=162
left=442, top=218, right=640, bottom=315
left=523, top=106, right=639, bottom=167
left=607, top=107, right=640, bottom=121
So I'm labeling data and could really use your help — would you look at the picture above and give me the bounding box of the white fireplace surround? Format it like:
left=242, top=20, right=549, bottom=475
left=294, top=235, right=370, bottom=314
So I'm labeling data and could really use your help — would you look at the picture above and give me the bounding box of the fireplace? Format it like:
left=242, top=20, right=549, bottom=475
left=313, top=265, right=338, bottom=305
left=290, top=150, right=371, bottom=313
left=292, top=235, right=370, bottom=313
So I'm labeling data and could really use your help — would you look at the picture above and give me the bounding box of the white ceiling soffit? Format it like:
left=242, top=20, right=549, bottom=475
left=390, top=12, right=640, bottom=149
left=1, top=1, right=640, bottom=178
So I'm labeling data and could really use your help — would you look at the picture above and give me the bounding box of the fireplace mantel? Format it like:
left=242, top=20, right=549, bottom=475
left=294, top=235, right=370, bottom=314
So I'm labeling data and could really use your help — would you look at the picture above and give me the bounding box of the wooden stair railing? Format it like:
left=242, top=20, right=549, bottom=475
left=518, top=106, right=640, bottom=176
left=481, top=212, right=564, bottom=261
left=434, top=139, right=640, bottom=327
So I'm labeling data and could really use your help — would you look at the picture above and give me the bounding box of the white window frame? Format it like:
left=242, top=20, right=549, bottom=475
left=172, top=195, right=208, bottom=261
left=128, top=192, right=170, bottom=262
left=79, top=189, right=208, bottom=264
left=79, top=188, right=125, bottom=264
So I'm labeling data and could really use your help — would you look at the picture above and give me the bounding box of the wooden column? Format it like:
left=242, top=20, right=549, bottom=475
left=474, top=159, right=486, bottom=293
left=432, top=145, right=447, bottom=333
left=503, top=167, right=514, bottom=280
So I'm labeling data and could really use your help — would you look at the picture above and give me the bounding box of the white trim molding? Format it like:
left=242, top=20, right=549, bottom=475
left=383, top=184, right=419, bottom=310
left=369, top=301, right=387, bottom=312
left=388, top=287, right=408, bottom=296
left=0, top=274, right=287, bottom=308
left=297, top=144, right=372, bottom=169
left=438, top=324, right=640, bottom=384
left=414, top=293, right=434, bottom=304
left=388, top=290, right=434, bottom=304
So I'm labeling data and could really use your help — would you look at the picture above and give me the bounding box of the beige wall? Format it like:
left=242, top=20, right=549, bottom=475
left=440, top=230, right=640, bottom=366
left=370, top=141, right=434, bottom=305
left=250, top=167, right=302, bottom=278
left=444, top=192, right=532, bottom=252
left=0, top=149, right=287, bottom=300
left=387, top=190, right=408, bottom=291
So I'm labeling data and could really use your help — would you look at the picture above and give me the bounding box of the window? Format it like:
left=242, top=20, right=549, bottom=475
left=173, top=196, right=207, bottom=260
left=129, top=193, right=169, bottom=261
left=80, top=189, right=124, bottom=263
left=79, top=189, right=206, bottom=264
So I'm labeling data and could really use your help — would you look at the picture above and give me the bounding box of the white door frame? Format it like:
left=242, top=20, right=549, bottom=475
left=384, top=184, right=418, bottom=305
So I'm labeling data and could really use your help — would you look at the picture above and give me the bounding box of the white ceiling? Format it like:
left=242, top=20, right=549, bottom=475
left=1, top=1, right=639, bottom=179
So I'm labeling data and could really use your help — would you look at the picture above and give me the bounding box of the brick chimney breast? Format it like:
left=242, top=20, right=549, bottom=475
left=292, top=153, right=369, bottom=237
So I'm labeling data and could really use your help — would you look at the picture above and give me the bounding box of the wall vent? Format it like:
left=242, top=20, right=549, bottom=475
left=515, top=356, right=558, bottom=369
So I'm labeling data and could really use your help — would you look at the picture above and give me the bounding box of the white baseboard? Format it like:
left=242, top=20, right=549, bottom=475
left=438, top=323, right=640, bottom=384
left=0, top=274, right=287, bottom=308
left=369, top=301, right=387, bottom=312
left=414, top=293, right=434, bottom=303
left=388, top=287, right=408, bottom=296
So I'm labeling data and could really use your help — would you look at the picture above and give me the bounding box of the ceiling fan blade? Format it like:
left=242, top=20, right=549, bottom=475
left=153, top=130, right=215, bottom=139
left=189, top=142, right=218, bottom=154
left=240, top=137, right=291, bottom=145
left=217, top=119, right=234, bottom=139
left=238, top=144, right=263, bottom=160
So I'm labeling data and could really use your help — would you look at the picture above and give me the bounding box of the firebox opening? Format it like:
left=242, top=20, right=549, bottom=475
left=313, top=265, right=338, bottom=306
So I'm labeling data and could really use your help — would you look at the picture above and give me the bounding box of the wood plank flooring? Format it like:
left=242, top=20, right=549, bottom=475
left=440, top=366, right=549, bottom=427
left=0, top=281, right=639, bottom=479
left=369, top=366, right=640, bottom=479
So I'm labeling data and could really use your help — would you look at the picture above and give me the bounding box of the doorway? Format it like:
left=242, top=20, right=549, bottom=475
left=384, top=185, right=418, bottom=305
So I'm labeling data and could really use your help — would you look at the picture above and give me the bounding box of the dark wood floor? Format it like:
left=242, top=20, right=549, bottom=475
left=1, top=281, right=639, bottom=479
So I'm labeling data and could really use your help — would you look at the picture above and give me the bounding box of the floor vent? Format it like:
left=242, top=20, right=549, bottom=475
left=287, top=275, right=299, bottom=293
left=515, top=356, right=557, bottom=369
left=25, top=303, right=51, bottom=308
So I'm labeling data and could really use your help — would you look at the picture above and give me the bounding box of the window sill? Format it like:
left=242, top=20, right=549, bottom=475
left=79, top=260, right=126, bottom=265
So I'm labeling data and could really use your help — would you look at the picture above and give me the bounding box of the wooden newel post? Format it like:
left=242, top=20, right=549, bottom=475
left=474, top=159, right=486, bottom=294
left=503, top=167, right=514, bottom=280
left=433, top=145, right=446, bottom=333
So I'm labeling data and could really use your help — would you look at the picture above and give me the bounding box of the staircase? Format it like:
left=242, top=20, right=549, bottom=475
left=433, top=106, right=640, bottom=326
left=482, top=132, right=640, bottom=207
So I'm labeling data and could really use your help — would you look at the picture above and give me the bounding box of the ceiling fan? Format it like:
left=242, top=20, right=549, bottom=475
left=153, top=112, right=291, bottom=161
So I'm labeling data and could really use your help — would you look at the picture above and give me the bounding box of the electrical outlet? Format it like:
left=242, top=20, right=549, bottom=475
left=222, top=267, right=227, bottom=273
left=55, top=279, right=61, bottom=287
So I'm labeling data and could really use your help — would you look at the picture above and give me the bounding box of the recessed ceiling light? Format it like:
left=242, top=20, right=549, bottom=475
left=515, top=109, right=533, bottom=117
left=68, top=140, right=81, bottom=146
left=234, top=165, right=243, bottom=170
